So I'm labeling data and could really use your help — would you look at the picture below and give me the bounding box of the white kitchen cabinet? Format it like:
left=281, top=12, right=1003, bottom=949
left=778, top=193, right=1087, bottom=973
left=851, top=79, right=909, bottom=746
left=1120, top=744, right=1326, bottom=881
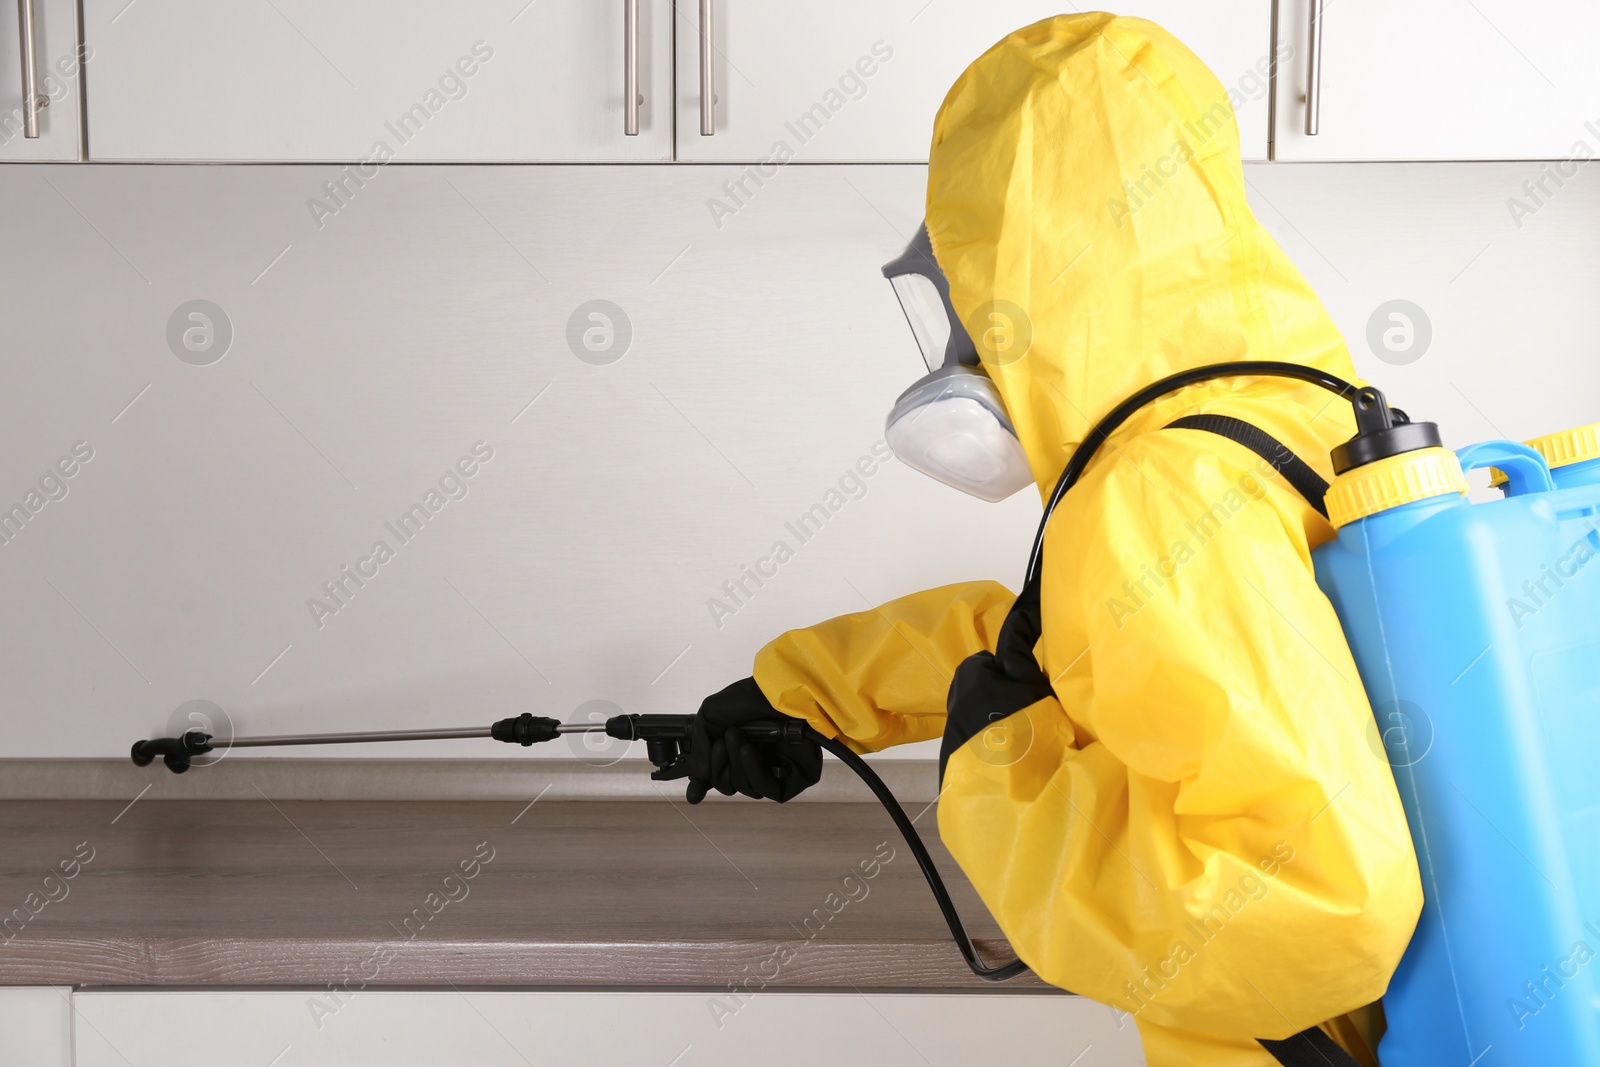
left=0, top=0, right=83, bottom=161
left=0, top=988, right=71, bottom=1067
left=1273, top=0, right=1600, bottom=160
left=674, top=0, right=1275, bottom=163
left=82, top=0, right=673, bottom=162
left=73, top=990, right=1143, bottom=1067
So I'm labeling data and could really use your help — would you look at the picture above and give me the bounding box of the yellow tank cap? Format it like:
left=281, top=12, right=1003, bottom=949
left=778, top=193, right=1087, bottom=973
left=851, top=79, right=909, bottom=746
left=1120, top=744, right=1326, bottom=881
left=1489, top=422, right=1600, bottom=486
left=1326, top=447, right=1469, bottom=528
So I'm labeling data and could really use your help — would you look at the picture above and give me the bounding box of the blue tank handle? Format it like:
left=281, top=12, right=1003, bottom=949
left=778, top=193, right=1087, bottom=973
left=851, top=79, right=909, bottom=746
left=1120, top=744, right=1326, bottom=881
left=1456, top=440, right=1555, bottom=497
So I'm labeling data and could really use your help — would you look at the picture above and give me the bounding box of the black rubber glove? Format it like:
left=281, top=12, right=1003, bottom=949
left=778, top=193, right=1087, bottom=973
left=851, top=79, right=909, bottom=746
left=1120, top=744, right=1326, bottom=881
left=684, top=677, right=823, bottom=804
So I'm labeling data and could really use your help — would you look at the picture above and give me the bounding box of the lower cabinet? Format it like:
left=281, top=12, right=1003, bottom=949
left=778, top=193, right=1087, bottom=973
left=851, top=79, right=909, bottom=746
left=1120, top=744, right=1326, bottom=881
left=0, top=988, right=72, bottom=1067
left=70, top=990, right=1145, bottom=1067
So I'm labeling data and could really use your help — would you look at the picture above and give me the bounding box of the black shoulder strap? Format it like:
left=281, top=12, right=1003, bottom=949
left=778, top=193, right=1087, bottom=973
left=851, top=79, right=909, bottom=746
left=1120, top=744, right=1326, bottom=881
left=1165, top=413, right=1331, bottom=519
left=1259, top=1026, right=1365, bottom=1066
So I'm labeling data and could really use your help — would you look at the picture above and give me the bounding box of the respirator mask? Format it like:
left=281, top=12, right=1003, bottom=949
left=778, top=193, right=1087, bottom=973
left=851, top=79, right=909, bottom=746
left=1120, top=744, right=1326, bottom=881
left=881, top=225, right=1034, bottom=502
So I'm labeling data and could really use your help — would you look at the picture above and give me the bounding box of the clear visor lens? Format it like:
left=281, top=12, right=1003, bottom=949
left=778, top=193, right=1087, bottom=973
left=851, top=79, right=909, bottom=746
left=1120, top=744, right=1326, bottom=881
left=889, top=273, right=951, bottom=373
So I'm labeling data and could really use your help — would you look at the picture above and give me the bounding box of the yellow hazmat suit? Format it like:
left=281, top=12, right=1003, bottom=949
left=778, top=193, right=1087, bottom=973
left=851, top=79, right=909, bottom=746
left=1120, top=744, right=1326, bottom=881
left=750, top=14, right=1422, bottom=1066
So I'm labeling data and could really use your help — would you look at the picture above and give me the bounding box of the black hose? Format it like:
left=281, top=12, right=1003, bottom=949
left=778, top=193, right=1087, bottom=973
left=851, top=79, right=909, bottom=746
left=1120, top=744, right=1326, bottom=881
left=806, top=727, right=1032, bottom=982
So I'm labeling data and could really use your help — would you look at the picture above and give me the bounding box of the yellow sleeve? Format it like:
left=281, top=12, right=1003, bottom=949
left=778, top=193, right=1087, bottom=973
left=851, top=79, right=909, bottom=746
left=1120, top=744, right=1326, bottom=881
left=936, top=433, right=1422, bottom=1038
left=752, top=580, right=1016, bottom=752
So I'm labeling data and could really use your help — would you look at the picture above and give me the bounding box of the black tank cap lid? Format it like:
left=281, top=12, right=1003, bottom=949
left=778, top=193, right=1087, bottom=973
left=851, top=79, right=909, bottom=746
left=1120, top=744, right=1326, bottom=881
left=1331, top=386, right=1442, bottom=474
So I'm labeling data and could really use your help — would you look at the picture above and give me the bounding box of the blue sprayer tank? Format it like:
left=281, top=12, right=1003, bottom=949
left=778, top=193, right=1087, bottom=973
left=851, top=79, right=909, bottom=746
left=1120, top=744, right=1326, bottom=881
left=1311, top=401, right=1600, bottom=1066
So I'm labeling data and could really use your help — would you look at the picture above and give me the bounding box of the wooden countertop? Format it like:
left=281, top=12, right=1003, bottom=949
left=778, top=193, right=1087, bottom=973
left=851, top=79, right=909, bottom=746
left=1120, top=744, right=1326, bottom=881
left=0, top=797, right=1043, bottom=990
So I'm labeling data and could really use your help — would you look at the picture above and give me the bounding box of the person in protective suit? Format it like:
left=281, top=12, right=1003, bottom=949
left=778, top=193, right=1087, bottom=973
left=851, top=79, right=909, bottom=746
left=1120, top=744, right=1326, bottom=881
left=683, top=13, right=1422, bottom=1066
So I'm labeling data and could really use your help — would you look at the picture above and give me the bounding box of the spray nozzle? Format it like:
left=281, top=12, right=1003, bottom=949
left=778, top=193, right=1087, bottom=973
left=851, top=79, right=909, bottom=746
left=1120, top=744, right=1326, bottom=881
left=130, top=730, right=213, bottom=773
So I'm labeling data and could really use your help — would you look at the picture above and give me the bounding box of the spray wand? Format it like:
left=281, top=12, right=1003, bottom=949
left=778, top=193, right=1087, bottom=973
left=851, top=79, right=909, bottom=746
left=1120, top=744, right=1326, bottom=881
left=129, top=363, right=1401, bottom=992
left=130, top=712, right=1030, bottom=983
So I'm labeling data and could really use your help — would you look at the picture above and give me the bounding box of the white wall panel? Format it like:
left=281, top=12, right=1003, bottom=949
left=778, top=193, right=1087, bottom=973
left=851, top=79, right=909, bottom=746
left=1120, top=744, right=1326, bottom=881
left=0, top=163, right=1035, bottom=761
left=0, top=161, right=1595, bottom=762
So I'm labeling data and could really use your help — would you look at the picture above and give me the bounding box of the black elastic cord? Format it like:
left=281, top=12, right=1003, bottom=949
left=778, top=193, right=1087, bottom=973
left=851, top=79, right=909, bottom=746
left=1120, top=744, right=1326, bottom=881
left=807, top=727, right=1032, bottom=983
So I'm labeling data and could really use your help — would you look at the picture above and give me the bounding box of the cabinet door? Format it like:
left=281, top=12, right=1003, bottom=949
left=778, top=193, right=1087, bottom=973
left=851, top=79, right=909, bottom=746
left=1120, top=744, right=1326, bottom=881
left=0, top=0, right=82, bottom=161
left=674, top=1, right=1274, bottom=163
left=83, top=0, right=672, bottom=161
left=75, top=991, right=1142, bottom=1067
left=1273, top=0, right=1600, bottom=160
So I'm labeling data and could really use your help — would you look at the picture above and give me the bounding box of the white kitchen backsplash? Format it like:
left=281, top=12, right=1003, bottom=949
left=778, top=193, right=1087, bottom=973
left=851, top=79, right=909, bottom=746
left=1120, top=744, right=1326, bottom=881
left=0, top=160, right=1594, bottom=759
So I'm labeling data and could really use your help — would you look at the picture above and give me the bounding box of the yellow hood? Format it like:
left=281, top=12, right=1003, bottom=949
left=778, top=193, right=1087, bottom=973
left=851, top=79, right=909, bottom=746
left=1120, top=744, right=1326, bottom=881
left=926, top=12, right=1359, bottom=499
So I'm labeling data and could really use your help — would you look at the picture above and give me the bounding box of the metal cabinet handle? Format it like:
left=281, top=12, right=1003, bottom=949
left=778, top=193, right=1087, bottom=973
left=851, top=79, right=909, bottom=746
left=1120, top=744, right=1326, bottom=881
left=1304, top=0, right=1324, bottom=136
left=698, top=0, right=714, bottom=136
left=624, top=0, right=639, bottom=136
left=16, top=0, right=46, bottom=138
